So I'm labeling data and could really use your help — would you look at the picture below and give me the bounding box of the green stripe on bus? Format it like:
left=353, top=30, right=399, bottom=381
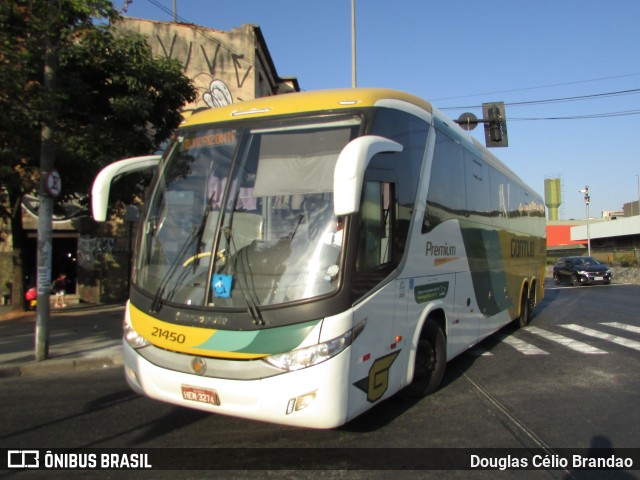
left=194, top=319, right=321, bottom=355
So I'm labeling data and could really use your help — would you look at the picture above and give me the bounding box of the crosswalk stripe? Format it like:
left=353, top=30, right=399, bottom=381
left=496, top=333, right=549, bottom=355
left=467, top=347, right=493, bottom=356
left=524, top=326, right=608, bottom=354
left=600, top=322, right=640, bottom=335
left=466, top=322, right=640, bottom=358
left=561, top=324, right=640, bottom=353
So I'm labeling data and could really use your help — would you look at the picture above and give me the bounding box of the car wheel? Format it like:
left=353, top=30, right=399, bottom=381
left=571, top=274, right=580, bottom=287
left=403, top=320, right=446, bottom=398
left=553, top=272, right=560, bottom=285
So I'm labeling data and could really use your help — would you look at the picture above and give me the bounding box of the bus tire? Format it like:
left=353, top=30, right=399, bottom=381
left=527, top=283, right=536, bottom=320
left=516, top=289, right=530, bottom=328
left=403, top=320, right=446, bottom=398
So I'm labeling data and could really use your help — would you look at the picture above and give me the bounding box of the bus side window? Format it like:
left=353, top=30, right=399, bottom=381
left=356, top=181, right=393, bottom=272
left=424, top=129, right=466, bottom=233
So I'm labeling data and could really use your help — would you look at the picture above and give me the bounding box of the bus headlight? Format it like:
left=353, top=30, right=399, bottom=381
left=123, top=314, right=150, bottom=349
left=263, top=330, right=353, bottom=371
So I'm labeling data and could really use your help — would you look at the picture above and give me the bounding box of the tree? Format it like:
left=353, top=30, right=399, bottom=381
left=0, top=1, right=196, bottom=309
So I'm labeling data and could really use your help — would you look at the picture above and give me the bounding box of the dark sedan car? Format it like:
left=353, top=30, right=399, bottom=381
left=553, top=256, right=612, bottom=286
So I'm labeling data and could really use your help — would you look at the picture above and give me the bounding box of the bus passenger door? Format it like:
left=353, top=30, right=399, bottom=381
left=348, top=175, right=407, bottom=416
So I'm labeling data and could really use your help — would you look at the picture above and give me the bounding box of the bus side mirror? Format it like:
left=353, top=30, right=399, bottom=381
left=92, top=155, right=162, bottom=222
left=333, top=136, right=403, bottom=216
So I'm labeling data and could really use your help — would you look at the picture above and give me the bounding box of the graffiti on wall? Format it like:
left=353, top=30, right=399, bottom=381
left=78, top=237, right=116, bottom=269
left=154, top=32, right=255, bottom=108
left=203, top=79, right=233, bottom=108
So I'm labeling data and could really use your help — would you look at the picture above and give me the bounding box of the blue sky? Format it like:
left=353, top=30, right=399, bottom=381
left=120, top=0, right=640, bottom=220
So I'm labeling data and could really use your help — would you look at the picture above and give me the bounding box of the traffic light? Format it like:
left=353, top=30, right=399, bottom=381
left=482, top=102, right=509, bottom=148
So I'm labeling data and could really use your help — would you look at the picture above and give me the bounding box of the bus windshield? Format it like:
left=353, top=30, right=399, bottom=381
left=135, top=115, right=361, bottom=309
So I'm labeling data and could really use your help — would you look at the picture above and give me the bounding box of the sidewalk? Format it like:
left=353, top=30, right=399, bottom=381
left=0, top=303, right=125, bottom=378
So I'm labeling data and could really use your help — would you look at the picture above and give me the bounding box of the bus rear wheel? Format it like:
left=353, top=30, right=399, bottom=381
left=516, top=289, right=531, bottom=328
left=403, top=321, right=446, bottom=398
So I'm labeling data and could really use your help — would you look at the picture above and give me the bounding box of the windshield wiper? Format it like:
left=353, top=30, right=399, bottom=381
left=223, top=226, right=265, bottom=326
left=149, top=213, right=209, bottom=313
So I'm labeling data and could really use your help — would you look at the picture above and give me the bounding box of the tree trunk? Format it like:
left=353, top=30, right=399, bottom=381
left=9, top=192, right=26, bottom=311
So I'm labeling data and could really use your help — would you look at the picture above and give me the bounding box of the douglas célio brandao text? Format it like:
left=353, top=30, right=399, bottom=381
left=470, top=453, right=634, bottom=470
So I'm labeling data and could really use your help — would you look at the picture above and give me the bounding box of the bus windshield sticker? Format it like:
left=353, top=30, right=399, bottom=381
left=212, top=274, right=233, bottom=298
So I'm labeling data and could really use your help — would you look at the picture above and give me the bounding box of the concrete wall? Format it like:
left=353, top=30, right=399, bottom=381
left=113, top=18, right=297, bottom=111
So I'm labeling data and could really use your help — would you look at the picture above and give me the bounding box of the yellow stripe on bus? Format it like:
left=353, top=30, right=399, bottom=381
left=129, top=303, right=267, bottom=359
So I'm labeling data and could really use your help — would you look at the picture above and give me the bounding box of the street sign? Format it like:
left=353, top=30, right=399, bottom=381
left=45, top=169, right=62, bottom=197
left=457, top=112, right=479, bottom=131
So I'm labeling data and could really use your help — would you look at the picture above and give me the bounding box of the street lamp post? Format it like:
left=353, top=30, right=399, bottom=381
left=579, top=186, right=591, bottom=256
left=351, top=0, right=357, bottom=88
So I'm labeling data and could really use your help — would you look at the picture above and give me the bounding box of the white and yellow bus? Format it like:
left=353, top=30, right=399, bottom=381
left=92, top=89, right=546, bottom=428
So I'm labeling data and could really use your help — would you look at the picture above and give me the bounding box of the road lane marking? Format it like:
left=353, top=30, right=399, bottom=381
left=496, top=333, right=549, bottom=355
left=600, top=322, right=640, bottom=335
left=561, top=324, right=640, bottom=353
left=467, top=347, right=493, bottom=356
left=524, top=326, right=608, bottom=354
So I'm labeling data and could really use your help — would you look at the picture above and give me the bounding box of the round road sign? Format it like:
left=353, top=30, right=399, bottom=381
left=457, top=112, right=478, bottom=131
left=46, top=169, right=62, bottom=197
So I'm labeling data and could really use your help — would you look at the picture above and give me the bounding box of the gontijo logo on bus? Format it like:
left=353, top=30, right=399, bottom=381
left=510, top=238, right=536, bottom=258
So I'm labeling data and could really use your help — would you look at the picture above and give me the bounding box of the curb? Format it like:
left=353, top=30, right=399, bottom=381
left=0, top=354, right=123, bottom=378
left=0, top=303, right=126, bottom=322
left=0, top=310, right=36, bottom=323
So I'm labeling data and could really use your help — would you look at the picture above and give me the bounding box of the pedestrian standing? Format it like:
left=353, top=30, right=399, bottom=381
left=53, top=273, right=67, bottom=308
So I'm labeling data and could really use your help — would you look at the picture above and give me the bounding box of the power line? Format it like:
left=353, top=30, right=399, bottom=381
left=439, top=87, right=640, bottom=121
left=144, top=0, right=174, bottom=18
left=142, top=0, right=263, bottom=71
left=510, top=109, right=640, bottom=121
left=440, top=87, right=640, bottom=111
left=133, top=0, right=639, bottom=119
left=433, top=72, right=640, bottom=102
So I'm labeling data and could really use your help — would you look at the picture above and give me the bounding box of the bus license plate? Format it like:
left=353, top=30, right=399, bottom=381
left=181, top=385, right=220, bottom=406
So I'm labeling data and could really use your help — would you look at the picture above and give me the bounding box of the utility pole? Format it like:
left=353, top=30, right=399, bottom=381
left=351, top=0, right=357, bottom=88
left=35, top=41, right=57, bottom=361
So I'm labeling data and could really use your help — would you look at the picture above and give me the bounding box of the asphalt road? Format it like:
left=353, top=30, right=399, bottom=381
left=1, top=280, right=639, bottom=479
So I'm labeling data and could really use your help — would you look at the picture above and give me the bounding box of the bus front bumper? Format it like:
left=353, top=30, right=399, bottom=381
left=123, top=340, right=351, bottom=429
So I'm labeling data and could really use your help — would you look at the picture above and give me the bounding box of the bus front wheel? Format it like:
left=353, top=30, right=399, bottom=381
left=403, top=321, right=446, bottom=398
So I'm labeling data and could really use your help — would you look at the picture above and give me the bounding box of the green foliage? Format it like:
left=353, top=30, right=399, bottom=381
left=0, top=0, right=196, bottom=207
left=615, top=253, right=638, bottom=268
